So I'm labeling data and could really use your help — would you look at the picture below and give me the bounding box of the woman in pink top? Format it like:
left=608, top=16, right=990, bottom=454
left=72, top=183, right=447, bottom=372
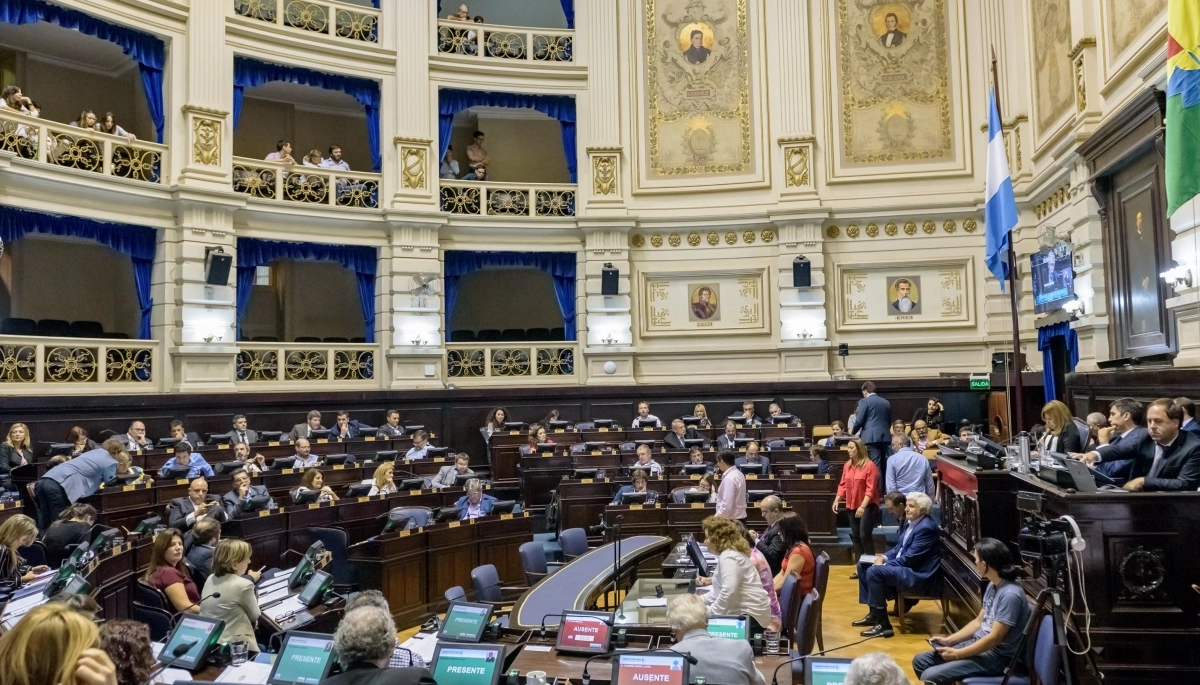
left=833, top=438, right=881, bottom=578
left=735, top=520, right=782, bottom=632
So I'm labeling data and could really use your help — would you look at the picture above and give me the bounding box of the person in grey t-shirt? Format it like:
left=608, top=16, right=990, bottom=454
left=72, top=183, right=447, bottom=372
left=912, top=538, right=1032, bottom=684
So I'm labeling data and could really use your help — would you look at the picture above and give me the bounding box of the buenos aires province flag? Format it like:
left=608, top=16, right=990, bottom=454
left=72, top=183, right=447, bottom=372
left=1167, top=0, right=1200, bottom=215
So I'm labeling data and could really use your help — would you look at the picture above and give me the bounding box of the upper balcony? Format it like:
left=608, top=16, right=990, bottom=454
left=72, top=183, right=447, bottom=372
left=232, top=0, right=381, bottom=45
left=0, top=108, right=166, bottom=185
left=436, top=19, right=573, bottom=64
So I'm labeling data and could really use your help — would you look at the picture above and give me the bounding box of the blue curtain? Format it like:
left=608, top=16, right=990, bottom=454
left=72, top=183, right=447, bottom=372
left=0, top=0, right=165, bottom=143
left=1037, top=321, right=1078, bottom=403
left=233, top=56, right=382, bottom=173
left=0, top=205, right=156, bottom=339
left=443, top=250, right=576, bottom=340
left=438, top=88, right=577, bottom=182
left=236, top=238, right=377, bottom=342
left=560, top=0, right=574, bottom=28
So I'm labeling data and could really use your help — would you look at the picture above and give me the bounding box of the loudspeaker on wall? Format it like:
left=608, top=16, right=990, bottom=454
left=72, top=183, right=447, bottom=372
left=205, top=248, right=232, bottom=286
left=792, top=256, right=811, bottom=288
left=601, top=263, right=619, bottom=295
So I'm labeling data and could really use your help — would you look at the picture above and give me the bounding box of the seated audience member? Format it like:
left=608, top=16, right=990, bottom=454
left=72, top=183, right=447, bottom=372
left=631, top=400, right=661, bottom=428
left=835, top=438, right=881, bottom=570
left=0, top=85, right=35, bottom=114
left=855, top=492, right=941, bottom=638
left=266, top=140, right=296, bottom=164
left=523, top=425, right=550, bottom=454
left=666, top=593, right=767, bottom=685
left=611, top=469, right=659, bottom=505
left=97, top=112, right=134, bottom=140
left=99, top=620, right=156, bottom=685
left=676, top=473, right=716, bottom=503
left=66, top=425, right=98, bottom=457
left=1084, top=397, right=1145, bottom=485
left=330, top=410, right=360, bottom=440
left=822, top=420, right=847, bottom=447
left=665, top=418, right=702, bottom=449
left=767, top=403, right=793, bottom=423
left=1037, top=400, right=1083, bottom=453
left=201, top=539, right=262, bottom=654
left=771, top=512, right=815, bottom=596
left=913, top=538, right=1030, bottom=684
left=365, top=462, right=398, bottom=496
left=302, top=149, right=323, bottom=167
left=185, top=518, right=221, bottom=581
left=455, top=478, right=497, bottom=520
left=168, top=476, right=227, bottom=532
left=692, top=403, right=711, bottom=428
left=0, top=515, right=48, bottom=602
left=33, top=441, right=119, bottom=531
left=749, top=495, right=785, bottom=575
left=739, top=400, right=763, bottom=427
left=462, top=163, right=487, bottom=180
left=1078, top=397, right=1200, bottom=491
left=810, top=443, right=832, bottom=476
left=289, top=410, right=326, bottom=440
left=233, top=441, right=269, bottom=474
left=41, top=503, right=97, bottom=568
left=119, top=420, right=152, bottom=452
left=70, top=109, right=96, bottom=130
left=1177, top=396, right=1200, bottom=437
left=325, top=606, right=437, bottom=685
left=432, top=453, right=474, bottom=489
left=908, top=420, right=943, bottom=451
left=735, top=441, right=770, bottom=472
left=631, top=443, right=663, bottom=476
left=439, top=146, right=459, bottom=179
left=699, top=516, right=773, bottom=630
left=884, top=434, right=935, bottom=497
left=293, top=468, right=340, bottom=504
left=466, top=129, right=490, bottom=167
left=292, top=437, right=321, bottom=468
left=685, top=446, right=713, bottom=473
left=888, top=420, right=911, bottom=451
left=158, top=442, right=214, bottom=479
left=733, top=520, right=782, bottom=632
left=378, top=409, right=406, bottom=438
left=230, top=414, right=257, bottom=446
left=846, top=652, right=907, bottom=685
left=0, top=423, right=34, bottom=473
left=405, top=430, right=431, bottom=460
left=1083, top=412, right=1108, bottom=451
left=222, top=468, right=276, bottom=519
left=320, top=145, right=350, bottom=171
left=344, top=591, right=427, bottom=667
left=0, top=603, right=119, bottom=685
left=145, top=528, right=201, bottom=614
left=717, top=419, right=745, bottom=450
left=168, top=420, right=202, bottom=447
left=913, top=397, right=945, bottom=427
left=447, top=3, right=470, bottom=20
left=103, top=448, right=150, bottom=488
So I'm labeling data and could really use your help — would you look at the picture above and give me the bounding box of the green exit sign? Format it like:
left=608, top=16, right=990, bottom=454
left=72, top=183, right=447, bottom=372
left=970, top=374, right=991, bottom=390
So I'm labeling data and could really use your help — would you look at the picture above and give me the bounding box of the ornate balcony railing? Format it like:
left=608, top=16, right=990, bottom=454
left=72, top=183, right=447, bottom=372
left=439, top=181, right=575, bottom=218
left=436, top=19, right=573, bottom=63
left=446, top=343, right=575, bottom=380
left=232, top=156, right=381, bottom=209
left=0, top=109, right=166, bottom=184
left=0, top=336, right=157, bottom=388
left=236, top=343, right=376, bottom=383
left=233, top=0, right=379, bottom=43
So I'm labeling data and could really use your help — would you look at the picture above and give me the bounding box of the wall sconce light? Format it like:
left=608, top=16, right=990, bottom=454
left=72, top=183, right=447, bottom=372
left=601, top=333, right=617, bottom=345
left=797, top=329, right=812, bottom=340
left=1161, top=265, right=1193, bottom=292
left=411, top=336, right=428, bottom=346
left=1062, top=299, right=1084, bottom=317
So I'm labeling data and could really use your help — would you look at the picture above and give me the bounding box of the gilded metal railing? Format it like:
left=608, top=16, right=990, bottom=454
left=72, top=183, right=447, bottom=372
left=436, top=20, right=573, bottom=62
left=446, top=344, right=575, bottom=379
left=233, top=0, right=379, bottom=43
left=439, top=181, right=575, bottom=218
left=236, top=343, right=375, bottom=382
left=0, top=337, right=156, bottom=385
left=232, top=156, right=381, bottom=209
left=0, top=110, right=166, bottom=184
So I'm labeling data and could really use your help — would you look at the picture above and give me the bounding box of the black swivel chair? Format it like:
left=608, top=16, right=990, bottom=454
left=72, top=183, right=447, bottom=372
left=0, top=317, right=36, bottom=335
left=308, top=527, right=359, bottom=593
left=135, top=579, right=170, bottom=612
left=132, top=603, right=174, bottom=642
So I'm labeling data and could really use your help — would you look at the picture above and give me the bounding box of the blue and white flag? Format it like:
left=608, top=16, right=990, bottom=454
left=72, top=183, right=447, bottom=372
left=985, top=87, right=1019, bottom=291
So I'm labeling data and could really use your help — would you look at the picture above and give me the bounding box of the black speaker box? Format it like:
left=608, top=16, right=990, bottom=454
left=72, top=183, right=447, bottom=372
left=991, top=352, right=1027, bottom=372
left=205, top=250, right=233, bottom=286
left=601, top=264, right=619, bottom=295
left=792, top=256, right=811, bottom=288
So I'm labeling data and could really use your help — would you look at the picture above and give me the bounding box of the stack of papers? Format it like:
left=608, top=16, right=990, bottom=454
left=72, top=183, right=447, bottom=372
left=399, top=633, right=438, bottom=664
left=636, top=597, right=667, bottom=608
left=265, top=596, right=307, bottom=622
left=151, top=668, right=192, bottom=684
left=258, top=585, right=292, bottom=606
left=214, top=661, right=274, bottom=684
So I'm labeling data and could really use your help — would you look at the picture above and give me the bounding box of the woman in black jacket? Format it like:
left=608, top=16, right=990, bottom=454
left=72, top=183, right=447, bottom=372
left=1037, top=400, right=1083, bottom=454
left=42, top=503, right=98, bottom=568
left=912, top=397, right=945, bottom=428
left=0, top=514, right=48, bottom=602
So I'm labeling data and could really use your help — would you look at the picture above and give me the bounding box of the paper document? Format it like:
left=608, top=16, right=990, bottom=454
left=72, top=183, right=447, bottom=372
left=265, top=596, right=307, bottom=622
left=215, top=661, right=274, bottom=684
left=258, top=586, right=292, bottom=606
left=151, top=642, right=165, bottom=658
left=636, top=597, right=667, bottom=607
left=399, top=633, right=439, bottom=663
left=152, top=668, right=192, bottom=684
left=859, top=554, right=878, bottom=564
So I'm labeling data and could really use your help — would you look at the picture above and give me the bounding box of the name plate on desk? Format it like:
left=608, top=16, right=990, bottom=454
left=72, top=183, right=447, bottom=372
left=333, top=465, right=345, bottom=470
left=691, top=503, right=705, bottom=508
left=599, top=428, right=609, bottom=432
left=591, top=451, right=602, bottom=456
left=691, top=475, right=702, bottom=480
left=282, top=469, right=295, bottom=475
left=317, top=439, right=329, bottom=444
left=789, top=446, right=800, bottom=451
left=165, top=448, right=174, bottom=454
left=409, top=489, right=422, bottom=495
left=357, top=496, right=371, bottom=503
left=365, top=436, right=376, bottom=442
left=501, top=513, right=514, bottom=520
left=217, top=444, right=230, bottom=449
left=643, top=427, right=653, bottom=431
left=555, top=429, right=565, bottom=433
left=400, top=529, right=411, bottom=537
left=541, top=452, right=553, bottom=457
left=122, top=485, right=136, bottom=492
left=433, top=457, right=446, bottom=463
left=448, top=521, right=461, bottom=528
left=629, top=504, right=643, bottom=510
left=269, top=441, right=280, bottom=447
left=258, top=509, right=271, bottom=517
left=581, top=478, right=593, bottom=484
left=801, top=474, right=814, bottom=480
left=746, top=474, right=758, bottom=480
left=308, top=503, right=320, bottom=510
left=510, top=431, right=519, bottom=435
left=176, top=479, right=190, bottom=485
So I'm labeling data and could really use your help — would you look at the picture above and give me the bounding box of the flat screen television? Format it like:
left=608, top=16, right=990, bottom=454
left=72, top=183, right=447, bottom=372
left=707, top=615, right=749, bottom=640
left=268, top=632, right=337, bottom=685
left=554, top=610, right=613, bottom=655
left=1031, top=245, right=1074, bottom=314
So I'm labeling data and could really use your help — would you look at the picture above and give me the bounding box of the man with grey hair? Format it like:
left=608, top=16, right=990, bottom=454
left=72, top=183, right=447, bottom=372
left=453, top=477, right=497, bottom=520
left=344, top=592, right=426, bottom=668
left=885, top=433, right=935, bottom=498
left=666, top=593, right=766, bottom=685
left=749, top=494, right=786, bottom=575
left=325, top=606, right=436, bottom=685
left=845, top=652, right=907, bottom=685
left=1084, top=411, right=1108, bottom=450
left=854, top=491, right=942, bottom=638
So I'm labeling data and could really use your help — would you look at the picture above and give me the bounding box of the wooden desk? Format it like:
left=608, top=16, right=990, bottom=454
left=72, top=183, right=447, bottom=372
left=0, top=500, right=24, bottom=526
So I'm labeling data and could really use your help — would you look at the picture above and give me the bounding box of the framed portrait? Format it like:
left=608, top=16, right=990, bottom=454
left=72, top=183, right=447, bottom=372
left=689, top=284, right=720, bottom=321
left=887, top=276, right=922, bottom=315
left=678, top=22, right=715, bottom=64
left=835, top=258, right=974, bottom=331
left=872, top=3, right=912, bottom=48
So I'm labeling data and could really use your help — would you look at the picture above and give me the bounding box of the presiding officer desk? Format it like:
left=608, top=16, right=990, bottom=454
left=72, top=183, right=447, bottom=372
left=936, top=453, right=1200, bottom=685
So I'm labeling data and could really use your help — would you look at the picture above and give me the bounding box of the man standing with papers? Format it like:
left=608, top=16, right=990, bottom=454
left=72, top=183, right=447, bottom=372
left=714, top=450, right=746, bottom=520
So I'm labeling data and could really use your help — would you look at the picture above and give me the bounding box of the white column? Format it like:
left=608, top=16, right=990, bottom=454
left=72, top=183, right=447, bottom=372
left=580, top=220, right=635, bottom=383
left=178, top=1, right=232, bottom=189
left=392, top=0, right=436, bottom=209
left=775, top=219, right=831, bottom=379
left=385, top=218, right=446, bottom=388
left=578, top=0, right=626, bottom=213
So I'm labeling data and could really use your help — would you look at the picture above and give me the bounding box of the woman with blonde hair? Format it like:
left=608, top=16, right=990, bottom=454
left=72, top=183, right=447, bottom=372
left=1, top=422, right=34, bottom=471
left=0, top=514, right=48, bottom=602
left=833, top=437, right=880, bottom=577
left=368, top=462, right=396, bottom=496
left=1037, top=399, right=1083, bottom=454
left=692, top=404, right=710, bottom=428
left=699, top=516, right=773, bottom=632
left=0, top=602, right=118, bottom=685
left=101, top=449, right=149, bottom=487
left=201, top=538, right=262, bottom=654
left=294, top=468, right=339, bottom=503
left=144, top=528, right=200, bottom=614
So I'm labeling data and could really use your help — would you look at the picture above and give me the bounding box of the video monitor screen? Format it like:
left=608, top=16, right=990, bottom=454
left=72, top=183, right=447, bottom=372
left=707, top=615, right=748, bottom=640
left=806, top=657, right=853, bottom=685
left=554, top=611, right=612, bottom=654
left=437, top=601, right=492, bottom=643
left=1031, top=246, right=1074, bottom=313
left=159, top=615, right=223, bottom=670
left=430, top=644, right=503, bottom=685
left=613, top=653, right=688, bottom=685
left=268, top=632, right=337, bottom=685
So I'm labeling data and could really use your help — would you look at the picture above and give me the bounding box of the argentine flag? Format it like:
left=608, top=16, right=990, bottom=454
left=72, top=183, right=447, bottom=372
left=985, top=88, right=1019, bottom=292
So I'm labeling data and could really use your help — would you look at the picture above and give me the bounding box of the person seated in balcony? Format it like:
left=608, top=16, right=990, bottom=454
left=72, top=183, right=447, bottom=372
left=440, top=146, right=460, bottom=179
left=0, top=85, right=34, bottom=115
left=302, top=149, right=323, bottom=167
left=330, top=410, right=361, bottom=440
left=320, top=145, right=351, bottom=172
left=265, top=140, right=296, bottom=164
left=462, top=163, right=487, bottom=181
left=97, top=112, right=135, bottom=140
left=467, top=130, right=490, bottom=168
left=447, top=4, right=470, bottom=20
left=70, top=110, right=96, bottom=130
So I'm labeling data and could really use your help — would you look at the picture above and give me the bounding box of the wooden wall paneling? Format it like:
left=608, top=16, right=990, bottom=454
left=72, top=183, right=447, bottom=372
left=476, top=515, right=539, bottom=586
left=426, top=523, right=479, bottom=606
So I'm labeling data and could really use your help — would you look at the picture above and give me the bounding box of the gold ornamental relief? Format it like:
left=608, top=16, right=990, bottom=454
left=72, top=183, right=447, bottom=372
left=846, top=224, right=859, bottom=238
left=835, top=0, right=955, bottom=166
left=593, top=155, right=618, bottom=195
left=963, top=218, right=977, bottom=233
left=742, top=230, right=755, bottom=244
left=707, top=231, right=720, bottom=245
left=922, top=220, right=935, bottom=234
left=724, top=231, right=737, bottom=245
left=401, top=146, right=426, bottom=190
left=784, top=145, right=810, bottom=187
left=192, top=118, right=220, bottom=166
left=669, top=233, right=682, bottom=247
left=884, top=222, right=897, bottom=236
left=643, top=0, right=754, bottom=178
left=866, top=223, right=878, bottom=238
left=827, top=225, right=840, bottom=238
left=632, top=234, right=646, bottom=248
left=651, top=234, right=664, bottom=247
left=761, top=229, right=774, bottom=243
left=688, top=232, right=701, bottom=246
left=903, top=221, right=917, bottom=235
left=943, top=219, right=956, bottom=233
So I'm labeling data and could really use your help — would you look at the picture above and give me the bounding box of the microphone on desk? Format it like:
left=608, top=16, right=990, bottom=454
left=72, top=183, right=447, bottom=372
left=580, top=646, right=697, bottom=685
left=536, top=613, right=562, bottom=642
left=144, top=641, right=196, bottom=685
left=172, top=592, right=220, bottom=623
left=770, top=636, right=878, bottom=685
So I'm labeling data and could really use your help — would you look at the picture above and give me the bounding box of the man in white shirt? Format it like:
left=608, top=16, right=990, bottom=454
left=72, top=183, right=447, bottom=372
left=715, top=450, right=746, bottom=520
left=631, top=443, right=663, bottom=476
left=265, top=140, right=296, bottom=164
left=293, top=438, right=321, bottom=468
left=440, top=146, right=460, bottom=179
left=884, top=434, right=935, bottom=498
left=631, top=401, right=661, bottom=428
left=405, top=431, right=431, bottom=460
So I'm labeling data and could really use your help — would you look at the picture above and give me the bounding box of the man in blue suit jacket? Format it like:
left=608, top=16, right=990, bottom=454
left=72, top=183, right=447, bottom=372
left=34, top=444, right=119, bottom=531
left=1087, top=398, right=1146, bottom=486
left=854, top=492, right=941, bottom=638
left=853, top=381, right=892, bottom=482
left=455, top=478, right=498, bottom=520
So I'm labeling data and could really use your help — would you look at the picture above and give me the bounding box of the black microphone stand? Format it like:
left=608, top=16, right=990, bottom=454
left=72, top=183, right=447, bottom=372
left=144, top=641, right=197, bottom=685
left=610, top=516, right=625, bottom=620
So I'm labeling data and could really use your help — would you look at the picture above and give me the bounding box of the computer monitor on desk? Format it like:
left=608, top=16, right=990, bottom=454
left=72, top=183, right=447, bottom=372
left=272, top=457, right=297, bottom=471
left=592, top=419, right=615, bottom=429
left=683, top=438, right=705, bottom=449
left=555, top=610, right=614, bottom=655
left=438, top=601, right=493, bottom=643
left=735, top=462, right=768, bottom=476
left=161, top=466, right=193, bottom=480
left=681, top=463, right=710, bottom=476
left=205, top=432, right=232, bottom=445
left=619, top=491, right=649, bottom=505
left=683, top=491, right=711, bottom=504
left=375, top=450, right=398, bottom=462
left=585, top=441, right=609, bottom=450
left=293, top=489, right=321, bottom=505
left=154, top=438, right=182, bottom=450
left=258, top=431, right=284, bottom=443
left=548, top=420, right=570, bottom=430
left=427, top=447, right=451, bottom=459
left=431, top=644, right=504, bottom=685
left=572, top=468, right=599, bottom=480
left=324, top=454, right=349, bottom=466
left=768, top=414, right=795, bottom=425
left=682, top=416, right=703, bottom=427
left=783, top=436, right=806, bottom=447
left=159, top=615, right=225, bottom=671
left=747, top=489, right=775, bottom=503
left=489, top=500, right=517, bottom=515
left=734, top=437, right=754, bottom=448
left=454, top=473, right=477, bottom=487
left=613, top=652, right=690, bottom=685
left=503, top=421, right=525, bottom=431
left=399, top=477, right=426, bottom=491
left=535, top=443, right=558, bottom=453
left=806, top=657, right=854, bottom=685
left=267, top=631, right=337, bottom=685
left=308, top=429, right=332, bottom=440
left=685, top=538, right=709, bottom=577
left=345, top=482, right=373, bottom=497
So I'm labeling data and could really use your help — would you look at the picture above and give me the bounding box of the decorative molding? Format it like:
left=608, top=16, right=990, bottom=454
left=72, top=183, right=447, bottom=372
left=586, top=146, right=624, bottom=153
left=191, top=118, right=221, bottom=167
left=783, top=144, right=811, bottom=188
left=181, top=104, right=230, bottom=118
left=1067, top=36, right=1097, bottom=60
left=393, top=136, right=432, bottom=146
left=1034, top=183, right=1072, bottom=219
left=776, top=135, right=817, bottom=145
left=400, top=146, right=427, bottom=190
left=824, top=218, right=979, bottom=238
left=593, top=154, right=618, bottom=196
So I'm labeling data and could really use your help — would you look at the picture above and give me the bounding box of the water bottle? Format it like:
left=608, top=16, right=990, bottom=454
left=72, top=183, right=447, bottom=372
left=1017, top=432, right=1031, bottom=474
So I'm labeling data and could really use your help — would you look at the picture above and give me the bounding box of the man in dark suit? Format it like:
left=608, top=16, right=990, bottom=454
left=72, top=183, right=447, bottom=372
left=324, top=606, right=436, bottom=685
left=288, top=410, right=325, bottom=441
left=221, top=468, right=276, bottom=518
left=230, top=414, right=258, bottom=445
left=683, top=29, right=710, bottom=64
left=750, top=495, right=786, bottom=575
left=1084, top=398, right=1145, bottom=485
left=664, top=418, right=702, bottom=449
left=716, top=420, right=744, bottom=450
left=167, top=476, right=227, bottom=532
left=879, top=12, right=906, bottom=48
left=331, top=410, right=362, bottom=440
left=854, top=380, right=892, bottom=482
left=184, top=518, right=220, bottom=585
left=1079, top=398, right=1200, bottom=491
left=376, top=409, right=406, bottom=438
left=1176, top=397, right=1200, bottom=438
left=734, top=441, right=771, bottom=474
left=854, top=492, right=941, bottom=637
